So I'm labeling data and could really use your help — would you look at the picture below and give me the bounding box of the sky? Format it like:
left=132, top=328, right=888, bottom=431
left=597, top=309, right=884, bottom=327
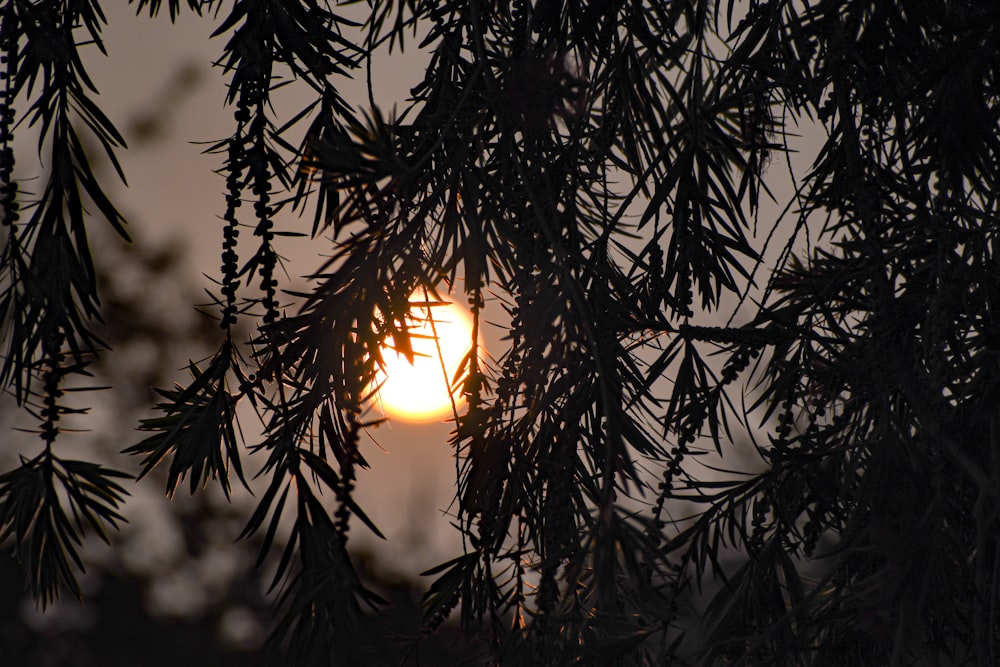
left=5, top=3, right=469, bottom=594
left=81, top=5, right=469, bottom=575
left=89, top=2, right=484, bottom=576
left=4, top=1, right=828, bottom=626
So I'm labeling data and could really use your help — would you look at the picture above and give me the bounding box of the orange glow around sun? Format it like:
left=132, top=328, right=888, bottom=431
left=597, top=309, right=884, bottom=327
left=372, top=298, right=476, bottom=423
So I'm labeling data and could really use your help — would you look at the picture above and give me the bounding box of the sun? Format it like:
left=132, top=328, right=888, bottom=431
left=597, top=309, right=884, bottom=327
left=372, top=297, right=476, bottom=423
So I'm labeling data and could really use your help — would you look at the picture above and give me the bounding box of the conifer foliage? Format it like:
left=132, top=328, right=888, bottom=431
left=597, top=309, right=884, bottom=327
left=2, top=1, right=999, bottom=664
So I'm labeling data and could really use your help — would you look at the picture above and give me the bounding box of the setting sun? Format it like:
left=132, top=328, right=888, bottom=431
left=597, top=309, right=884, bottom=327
left=373, top=298, right=476, bottom=423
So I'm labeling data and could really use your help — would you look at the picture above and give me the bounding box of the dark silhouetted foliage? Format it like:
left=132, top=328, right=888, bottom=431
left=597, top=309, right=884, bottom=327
left=2, top=1, right=999, bottom=665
